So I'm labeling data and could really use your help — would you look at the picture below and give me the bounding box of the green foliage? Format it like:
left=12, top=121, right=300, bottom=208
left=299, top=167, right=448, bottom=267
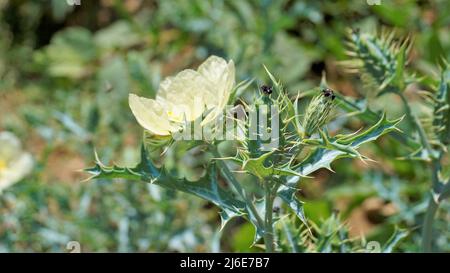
left=296, top=113, right=402, bottom=175
left=342, top=26, right=449, bottom=252
left=1, top=0, right=449, bottom=253
left=86, top=146, right=247, bottom=230
left=275, top=214, right=408, bottom=253
left=85, top=65, right=404, bottom=252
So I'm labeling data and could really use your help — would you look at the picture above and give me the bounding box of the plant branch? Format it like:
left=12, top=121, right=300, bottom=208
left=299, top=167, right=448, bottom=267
left=263, top=178, right=275, bottom=252
left=422, top=195, right=439, bottom=252
left=397, top=92, right=442, bottom=252
left=398, top=93, right=433, bottom=153
left=281, top=217, right=299, bottom=253
left=209, top=145, right=265, bottom=229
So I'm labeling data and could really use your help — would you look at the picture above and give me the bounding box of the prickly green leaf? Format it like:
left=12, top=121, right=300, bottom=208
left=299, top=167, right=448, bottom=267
left=337, top=113, right=403, bottom=146
left=399, top=147, right=433, bottom=162
left=280, top=114, right=402, bottom=227
left=303, top=129, right=365, bottom=161
left=241, top=150, right=275, bottom=179
left=86, top=146, right=246, bottom=229
left=335, top=94, right=420, bottom=151
left=293, top=113, right=403, bottom=178
left=277, top=184, right=308, bottom=229
left=219, top=209, right=244, bottom=232
left=250, top=199, right=266, bottom=245
left=242, top=150, right=307, bottom=179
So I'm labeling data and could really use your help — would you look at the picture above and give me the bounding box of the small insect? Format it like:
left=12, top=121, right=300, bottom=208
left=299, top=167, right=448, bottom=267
left=322, top=88, right=336, bottom=100
left=260, top=85, right=273, bottom=95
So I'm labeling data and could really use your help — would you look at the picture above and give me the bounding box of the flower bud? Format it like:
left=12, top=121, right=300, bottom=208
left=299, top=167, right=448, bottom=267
left=302, top=88, right=336, bottom=138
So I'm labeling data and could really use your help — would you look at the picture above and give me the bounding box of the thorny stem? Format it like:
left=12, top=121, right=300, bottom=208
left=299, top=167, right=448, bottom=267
left=211, top=144, right=279, bottom=252
left=398, top=93, right=442, bottom=252
left=281, top=216, right=299, bottom=253
left=398, top=93, right=432, bottom=153
left=422, top=195, right=439, bottom=252
left=264, top=178, right=275, bottom=252
left=209, top=145, right=265, bottom=229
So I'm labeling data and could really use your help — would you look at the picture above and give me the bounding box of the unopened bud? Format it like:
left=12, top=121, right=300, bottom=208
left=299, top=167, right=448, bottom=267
left=302, top=88, right=336, bottom=138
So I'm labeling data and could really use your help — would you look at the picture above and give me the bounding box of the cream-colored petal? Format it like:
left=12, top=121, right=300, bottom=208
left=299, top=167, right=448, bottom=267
left=200, top=58, right=235, bottom=125
left=128, top=94, right=178, bottom=135
left=139, top=55, right=236, bottom=131
left=156, top=97, right=184, bottom=123
left=0, top=152, right=33, bottom=193
left=198, top=56, right=229, bottom=87
left=223, top=60, right=235, bottom=100
left=201, top=57, right=234, bottom=102
left=157, top=70, right=212, bottom=121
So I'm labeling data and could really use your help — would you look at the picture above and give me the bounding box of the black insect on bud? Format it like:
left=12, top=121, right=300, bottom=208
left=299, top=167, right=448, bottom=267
left=322, top=88, right=336, bottom=100
left=302, top=87, right=337, bottom=138
left=260, top=85, right=273, bottom=95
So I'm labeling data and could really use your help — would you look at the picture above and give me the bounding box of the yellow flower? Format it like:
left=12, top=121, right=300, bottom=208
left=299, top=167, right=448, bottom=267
left=129, top=55, right=235, bottom=136
left=0, top=132, right=34, bottom=193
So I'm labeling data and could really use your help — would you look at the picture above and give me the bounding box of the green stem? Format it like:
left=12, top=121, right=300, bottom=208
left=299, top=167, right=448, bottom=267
left=209, top=145, right=264, bottom=229
left=398, top=93, right=442, bottom=252
left=210, top=144, right=280, bottom=252
left=422, top=195, right=439, bottom=252
left=281, top=217, right=299, bottom=253
left=264, top=179, right=275, bottom=252
left=398, top=94, right=432, bottom=153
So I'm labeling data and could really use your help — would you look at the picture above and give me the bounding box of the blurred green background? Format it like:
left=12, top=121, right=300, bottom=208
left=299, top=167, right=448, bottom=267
left=0, top=0, right=449, bottom=252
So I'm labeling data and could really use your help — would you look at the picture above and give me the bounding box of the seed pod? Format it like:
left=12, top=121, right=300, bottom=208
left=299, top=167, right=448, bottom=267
left=302, top=88, right=336, bottom=138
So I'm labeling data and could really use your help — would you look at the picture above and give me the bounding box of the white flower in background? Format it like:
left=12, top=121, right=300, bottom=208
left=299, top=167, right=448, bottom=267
left=0, top=132, right=34, bottom=193
left=129, top=55, right=235, bottom=136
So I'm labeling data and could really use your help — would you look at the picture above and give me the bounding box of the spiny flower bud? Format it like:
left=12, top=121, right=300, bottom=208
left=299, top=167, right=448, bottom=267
left=302, top=88, right=336, bottom=138
left=432, top=69, right=450, bottom=146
